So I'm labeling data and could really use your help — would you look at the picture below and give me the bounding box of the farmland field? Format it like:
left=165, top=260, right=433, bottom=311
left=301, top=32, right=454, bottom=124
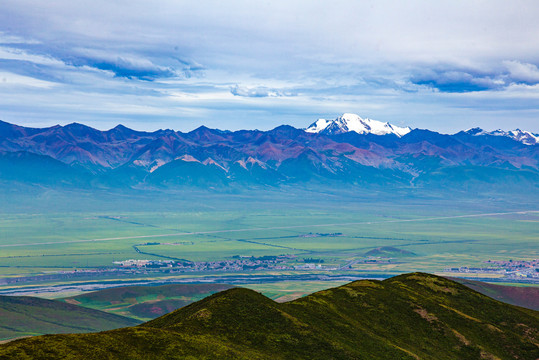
left=0, top=188, right=537, bottom=297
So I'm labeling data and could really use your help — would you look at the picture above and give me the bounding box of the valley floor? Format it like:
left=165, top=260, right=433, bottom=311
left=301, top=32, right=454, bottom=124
left=0, top=188, right=537, bottom=300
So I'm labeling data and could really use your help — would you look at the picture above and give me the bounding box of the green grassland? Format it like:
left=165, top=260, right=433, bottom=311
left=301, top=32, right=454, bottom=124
left=1, top=273, right=537, bottom=359
left=0, top=188, right=537, bottom=295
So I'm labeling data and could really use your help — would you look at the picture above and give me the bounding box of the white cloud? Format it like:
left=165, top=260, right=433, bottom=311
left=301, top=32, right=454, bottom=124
left=230, top=85, right=296, bottom=98
left=503, top=60, right=539, bottom=84
left=0, top=71, right=56, bottom=88
left=1, top=1, right=539, bottom=132
left=0, top=31, right=40, bottom=44
left=0, top=46, right=64, bottom=66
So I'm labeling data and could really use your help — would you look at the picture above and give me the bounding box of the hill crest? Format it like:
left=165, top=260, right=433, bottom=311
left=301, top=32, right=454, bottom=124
left=3, top=273, right=534, bottom=359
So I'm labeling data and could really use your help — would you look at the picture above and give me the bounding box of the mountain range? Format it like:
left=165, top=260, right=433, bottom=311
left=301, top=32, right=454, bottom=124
left=465, top=127, right=539, bottom=146
left=1, top=273, right=537, bottom=359
left=0, top=114, right=538, bottom=192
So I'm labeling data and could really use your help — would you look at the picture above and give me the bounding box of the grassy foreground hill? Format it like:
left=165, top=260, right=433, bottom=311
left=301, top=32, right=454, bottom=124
left=1, top=273, right=537, bottom=359
left=0, top=295, right=141, bottom=341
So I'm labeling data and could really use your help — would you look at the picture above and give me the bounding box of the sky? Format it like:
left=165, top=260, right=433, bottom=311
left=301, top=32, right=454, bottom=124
left=1, top=0, right=539, bottom=133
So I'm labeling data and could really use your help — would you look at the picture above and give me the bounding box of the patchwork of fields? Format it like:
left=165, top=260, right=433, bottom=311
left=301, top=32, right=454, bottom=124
left=0, top=189, right=537, bottom=297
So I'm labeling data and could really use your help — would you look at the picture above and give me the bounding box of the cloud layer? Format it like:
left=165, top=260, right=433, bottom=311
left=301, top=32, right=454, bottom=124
left=0, top=1, right=539, bottom=132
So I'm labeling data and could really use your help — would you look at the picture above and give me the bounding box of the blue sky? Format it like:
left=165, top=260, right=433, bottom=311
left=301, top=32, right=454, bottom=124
left=1, top=1, right=539, bottom=133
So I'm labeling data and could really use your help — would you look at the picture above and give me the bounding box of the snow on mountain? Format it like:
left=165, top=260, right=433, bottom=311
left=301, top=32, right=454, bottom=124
left=305, top=113, right=411, bottom=137
left=465, top=128, right=539, bottom=145
left=493, top=129, right=539, bottom=145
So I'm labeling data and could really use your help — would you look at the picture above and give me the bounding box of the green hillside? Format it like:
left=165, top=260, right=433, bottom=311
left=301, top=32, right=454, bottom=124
left=1, top=273, right=537, bottom=359
left=0, top=295, right=141, bottom=341
left=364, top=246, right=416, bottom=257
left=62, top=283, right=234, bottom=320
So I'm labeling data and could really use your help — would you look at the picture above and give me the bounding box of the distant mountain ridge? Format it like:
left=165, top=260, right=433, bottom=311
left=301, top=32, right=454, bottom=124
left=0, top=117, right=538, bottom=192
left=465, top=127, right=539, bottom=145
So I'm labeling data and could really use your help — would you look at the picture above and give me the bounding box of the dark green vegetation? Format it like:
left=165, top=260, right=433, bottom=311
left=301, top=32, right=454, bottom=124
left=452, top=278, right=539, bottom=311
left=0, top=295, right=140, bottom=341
left=62, top=283, right=234, bottom=320
left=364, top=246, right=416, bottom=257
left=1, top=273, right=537, bottom=359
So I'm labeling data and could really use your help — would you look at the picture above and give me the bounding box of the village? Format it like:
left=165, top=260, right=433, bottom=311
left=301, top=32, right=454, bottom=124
left=113, top=255, right=306, bottom=272
left=111, top=254, right=400, bottom=272
left=443, top=259, right=539, bottom=281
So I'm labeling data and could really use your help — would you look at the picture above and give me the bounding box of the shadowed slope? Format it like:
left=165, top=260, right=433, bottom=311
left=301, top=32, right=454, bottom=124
left=0, top=295, right=141, bottom=341
left=451, top=278, right=539, bottom=311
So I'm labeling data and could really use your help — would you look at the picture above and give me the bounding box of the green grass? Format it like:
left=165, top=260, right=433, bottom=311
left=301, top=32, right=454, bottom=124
left=1, top=209, right=536, bottom=269
left=1, top=273, right=537, bottom=359
left=0, top=189, right=537, bottom=291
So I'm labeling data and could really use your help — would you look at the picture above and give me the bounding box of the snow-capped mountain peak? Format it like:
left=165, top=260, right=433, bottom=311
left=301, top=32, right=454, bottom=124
left=465, top=128, right=539, bottom=145
left=504, top=129, right=539, bottom=145
left=305, top=113, right=411, bottom=137
left=464, top=127, right=484, bottom=135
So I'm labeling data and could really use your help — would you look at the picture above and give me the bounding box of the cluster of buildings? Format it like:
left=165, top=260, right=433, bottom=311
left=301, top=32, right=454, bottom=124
left=112, top=254, right=347, bottom=272
left=444, top=259, right=539, bottom=281
left=299, top=233, right=343, bottom=238
left=113, top=255, right=297, bottom=272
left=113, top=259, right=174, bottom=268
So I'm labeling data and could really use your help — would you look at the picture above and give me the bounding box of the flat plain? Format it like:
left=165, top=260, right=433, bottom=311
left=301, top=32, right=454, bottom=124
left=0, top=188, right=537, bottom=297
